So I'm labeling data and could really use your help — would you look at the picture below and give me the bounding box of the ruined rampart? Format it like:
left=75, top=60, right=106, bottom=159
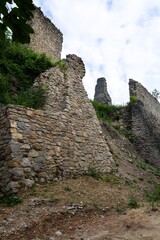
left=129, top=79, right=160, bottom=168
left=0, top=55, right=114, bottom=194
left=29, top=7, right=63, bottom=61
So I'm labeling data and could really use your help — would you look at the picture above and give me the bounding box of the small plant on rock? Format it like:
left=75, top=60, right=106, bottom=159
left=85, top=167, right=101, bottom=180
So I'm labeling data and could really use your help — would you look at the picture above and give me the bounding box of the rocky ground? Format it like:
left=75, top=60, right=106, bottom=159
left=0, top=172, right=159, bottom=240
left=0, top=123, right=160, bottom=240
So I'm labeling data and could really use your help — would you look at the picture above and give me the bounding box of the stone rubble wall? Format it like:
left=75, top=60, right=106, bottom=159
left=129, top=79, right=160, bottom=168
left=0, top=105, right=12, bottom=194
left=0, top=55, right=114, bottom=194
left=29, top=7, right=63, bottom=62
left=94, top=78, right=112, bottom=105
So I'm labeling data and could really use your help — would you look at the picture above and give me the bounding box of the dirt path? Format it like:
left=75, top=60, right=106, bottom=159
left=86, top=208, right=160, bottom=240
left=0, top=200, right=160, bottom=240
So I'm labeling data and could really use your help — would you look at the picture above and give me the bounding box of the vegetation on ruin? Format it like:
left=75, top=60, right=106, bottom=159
left=91, top=100, right=125, bottom=121
left=0, top=39, right=53, bottom=109
left=0, top=0, right=35, bottom=43
left=152, top=89, right=160, bottom=100
left=91, top=100, right=132, bottom=139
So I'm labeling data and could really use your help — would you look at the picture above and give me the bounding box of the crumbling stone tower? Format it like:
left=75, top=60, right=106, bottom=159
left=94, top=77, right=112, bottom=105
left=29, top=7, right=63, bottom=61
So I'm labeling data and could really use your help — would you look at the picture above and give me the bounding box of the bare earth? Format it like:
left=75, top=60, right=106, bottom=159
left=0, top=176, right=160, bottom=240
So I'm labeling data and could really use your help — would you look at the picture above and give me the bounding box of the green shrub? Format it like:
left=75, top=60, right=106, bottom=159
left=100, top=174, right=119, bottom=184
left=91, top=100, right=125, bottom=121
left=85, top=167, right=101, bottom=180
left=145, top=185, right=160, bottom=204
left=127, top=196, right=139, bottom=208
left=64, top=186, right=72, bottom=192
left=0, top=39, right=53, bottom=108
left=50, top=195, right=59, bottom=204
left=0, top=196, right=23, bottom=207
left=130, top=96, right=137, bottom=104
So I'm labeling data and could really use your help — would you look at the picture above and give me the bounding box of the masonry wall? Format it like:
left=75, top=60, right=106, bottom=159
left=129, top=79, right=160, bottom=168
left=0, top=105, right=11, bottom=193
left=29, top=7, right=63, bottom=62
left=0, top=55, right=114, bottom=194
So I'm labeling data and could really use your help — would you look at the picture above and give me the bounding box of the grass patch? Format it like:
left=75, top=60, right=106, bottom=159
left=127, top=196, right=139, bottom=209
left=130, top=95, right=138, bottom=104
left=0, top=195, right=23, bottom=207
left=53, top=59, right=67, bottom=78
left=145, top=185, right=160, bottom=206
left=50, top=195, right=59, bottom=204
left=100, top=174, right=119, bottom=184
left=85, top=167, right=119, bottom=184
left=85, top=167, right=101, bottom=180
left=91, top=100, right=125, bottom=121
left=64, top=186, right=72, bottom=192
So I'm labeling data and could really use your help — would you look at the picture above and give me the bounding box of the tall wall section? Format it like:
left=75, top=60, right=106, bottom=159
left=29, top=7, right=63, bottom=61
left=0, top=55, right=114, bottom=194
left=0, top=106, right=12, bottom=193
left=129, top=79, right=160, bottom=168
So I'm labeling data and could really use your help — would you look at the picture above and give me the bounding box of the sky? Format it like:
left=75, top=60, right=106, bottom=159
left=33, top=0, right=160, bottom=104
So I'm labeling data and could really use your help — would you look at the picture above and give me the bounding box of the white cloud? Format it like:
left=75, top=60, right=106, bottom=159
left=33, top=0, right=160, bottom=104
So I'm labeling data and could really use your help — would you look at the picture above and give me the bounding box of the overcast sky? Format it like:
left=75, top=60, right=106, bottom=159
left=33, top=0, right=160, bottom=104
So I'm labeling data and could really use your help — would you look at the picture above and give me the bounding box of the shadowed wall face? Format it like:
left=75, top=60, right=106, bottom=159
left=129, top=79, right=160, bottom=168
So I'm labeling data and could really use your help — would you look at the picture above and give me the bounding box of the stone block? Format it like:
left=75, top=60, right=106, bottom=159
left=6, top=181, right=20, bottom=192
left=8, top=159, right=21, bottom=168
left=21, top=158, right=31, bottom=167
left=10, top=120, right=17, bottom=128
left=28, top=149, right=39, bottom=158
left=11, top=132, right=23, bottom=140
left=24, top=179, right=35, bottom=188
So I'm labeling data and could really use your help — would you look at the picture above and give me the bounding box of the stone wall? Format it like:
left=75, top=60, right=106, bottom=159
left=94, top=78, right=112, bottom=105
left=0, top=55, right=114, bottom=194
left=29, top=7, right=63, bottom=62
left=129, top=79, right=160, bottom=168
left=0, top=105, right=11, bottom=193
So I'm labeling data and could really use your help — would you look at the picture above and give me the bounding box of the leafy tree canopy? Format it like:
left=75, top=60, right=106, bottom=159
left=0, top=0, right=35, bottom=43
left=0, top=39, right=53, bottom=109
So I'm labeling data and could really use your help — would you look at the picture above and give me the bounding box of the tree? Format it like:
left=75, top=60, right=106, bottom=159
left=0, top=0, right=35, bottom=43
left=152, top=89, right=160, bottom=100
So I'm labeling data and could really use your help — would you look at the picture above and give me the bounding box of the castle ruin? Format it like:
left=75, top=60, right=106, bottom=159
left=0, top=7, right=114, bottom=194
left=1, top=6, right=160, bottom=195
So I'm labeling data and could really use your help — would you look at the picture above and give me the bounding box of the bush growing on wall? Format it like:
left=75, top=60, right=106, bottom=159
left=91, top=100, right=124, bottom=121
left=0, top=39, right=53, bottom=109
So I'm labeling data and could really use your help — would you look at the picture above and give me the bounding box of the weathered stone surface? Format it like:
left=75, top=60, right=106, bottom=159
left=24, top=179, right=35, bottom=188
left=10, top=168, right=24, bottom=177
left=0, top=9, right=114, bottom=195
left=8, top=159, right=21, bottom=168
left=94, top=77, right=112, bottom=105
left=33, top=162, right=43, bottom=172
left=28, top=149, right=39, bottom=158
left=18, top=122, right=27, bottom=130
left=129, top=79, right=160, bottom=168
left=11, top=132, right=23, bottom=140
left=29, top=7, right=63, bottom=62
left=6, top=181, right=20, bottom=193
left=10, top=120, right=17, bottom=128
left=21, top=158, right=31, bottom=167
